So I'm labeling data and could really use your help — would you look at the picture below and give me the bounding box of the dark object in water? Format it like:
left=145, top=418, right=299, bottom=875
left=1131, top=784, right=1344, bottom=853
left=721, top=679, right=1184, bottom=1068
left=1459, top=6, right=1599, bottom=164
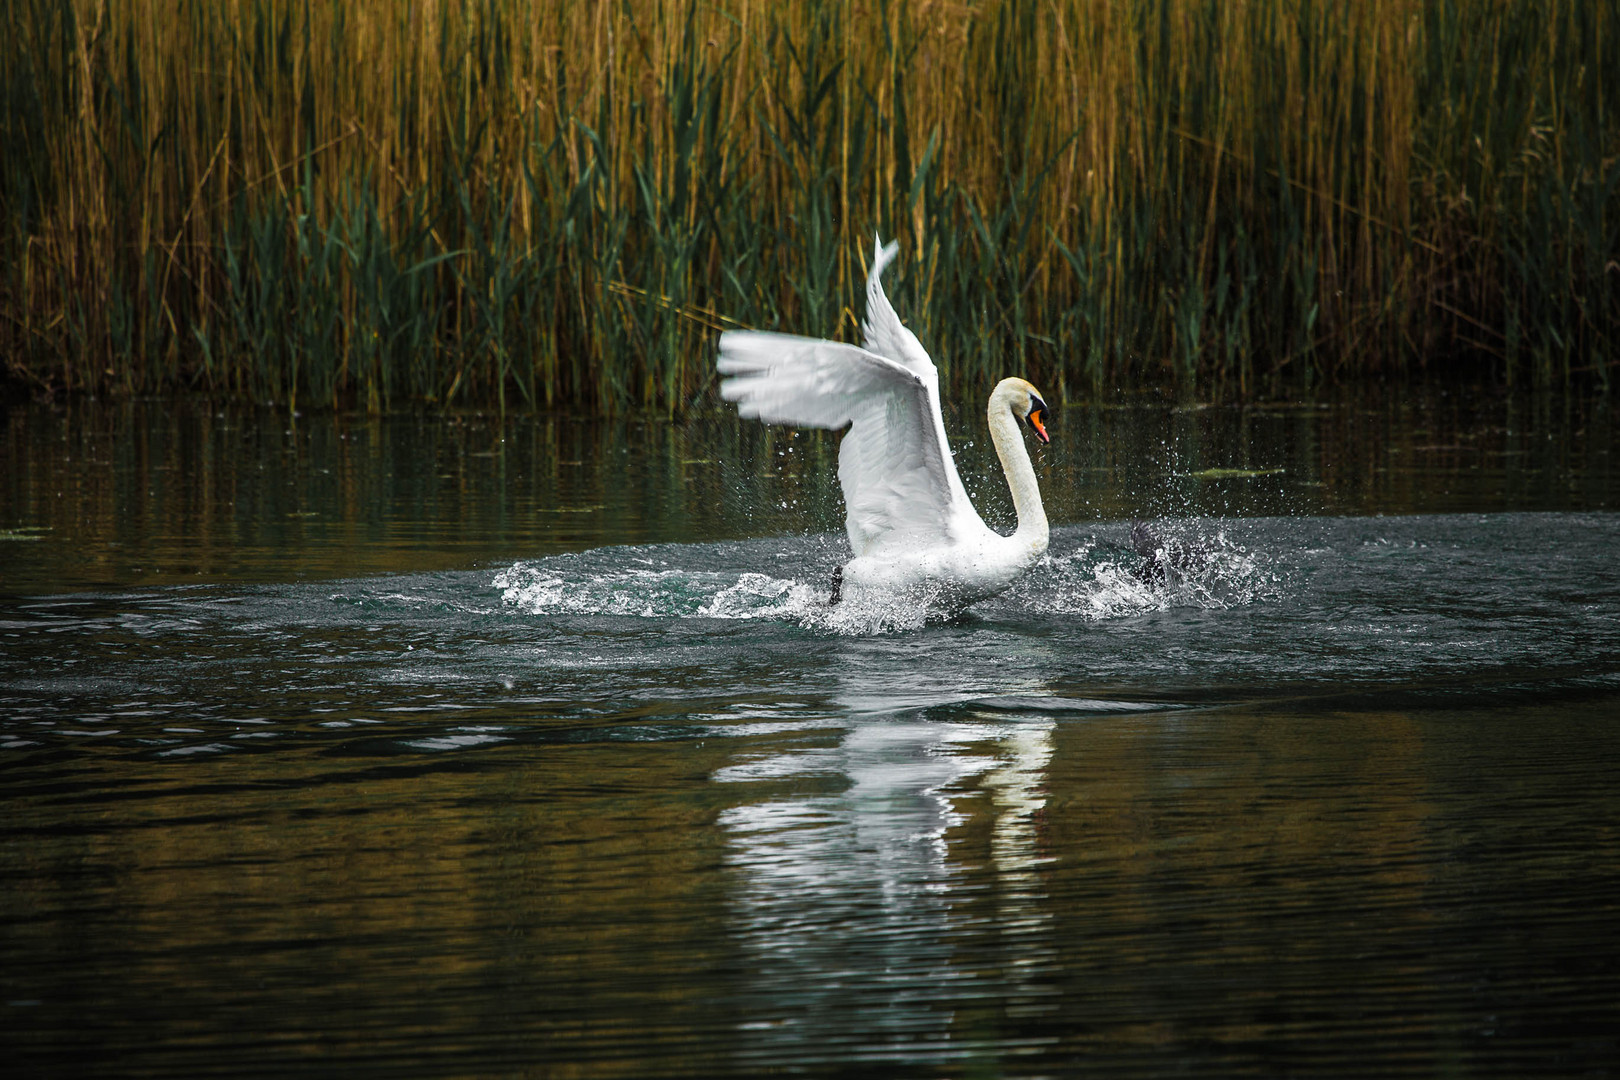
left=829, top=565, right=844, bottom=606
left=1131, top=521, right=1209, bottom=586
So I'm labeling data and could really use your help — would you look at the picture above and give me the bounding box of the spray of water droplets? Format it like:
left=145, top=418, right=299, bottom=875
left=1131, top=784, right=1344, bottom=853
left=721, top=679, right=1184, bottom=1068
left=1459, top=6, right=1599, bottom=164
left=494, top=523, right=1283, bottom=635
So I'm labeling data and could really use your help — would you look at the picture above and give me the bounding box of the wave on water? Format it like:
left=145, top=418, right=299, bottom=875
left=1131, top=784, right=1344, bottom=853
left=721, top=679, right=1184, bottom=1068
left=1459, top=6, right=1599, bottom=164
left=494, top=523, right=1281, bottom=634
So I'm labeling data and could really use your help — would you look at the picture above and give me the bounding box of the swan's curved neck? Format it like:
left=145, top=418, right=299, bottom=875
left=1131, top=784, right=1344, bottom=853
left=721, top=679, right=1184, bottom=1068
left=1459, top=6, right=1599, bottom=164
left=987, top=400, right=1048, bottom=549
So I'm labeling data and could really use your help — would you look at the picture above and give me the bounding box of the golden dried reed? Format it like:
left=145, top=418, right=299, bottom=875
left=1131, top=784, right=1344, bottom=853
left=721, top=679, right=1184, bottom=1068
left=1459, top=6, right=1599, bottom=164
left=1, top=0, right=1614, bottom=410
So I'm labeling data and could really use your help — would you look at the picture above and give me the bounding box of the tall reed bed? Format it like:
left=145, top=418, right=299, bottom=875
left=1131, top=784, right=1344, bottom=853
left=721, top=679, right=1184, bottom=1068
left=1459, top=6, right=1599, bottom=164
left=2, top=0, right=1615, bottom=411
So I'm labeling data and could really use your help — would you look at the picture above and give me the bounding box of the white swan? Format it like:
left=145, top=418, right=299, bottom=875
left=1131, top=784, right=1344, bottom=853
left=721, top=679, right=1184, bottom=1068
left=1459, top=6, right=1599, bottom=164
left=717, top=235, right=1052, bottom=611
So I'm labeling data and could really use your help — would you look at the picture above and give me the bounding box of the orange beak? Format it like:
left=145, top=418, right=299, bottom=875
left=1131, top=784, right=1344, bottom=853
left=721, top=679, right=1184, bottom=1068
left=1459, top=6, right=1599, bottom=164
left=1028, top=408, right=1050, bottom=444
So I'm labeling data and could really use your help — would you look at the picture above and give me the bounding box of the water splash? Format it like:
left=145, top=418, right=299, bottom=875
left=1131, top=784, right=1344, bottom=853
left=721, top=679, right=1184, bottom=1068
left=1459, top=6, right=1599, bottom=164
left=494, top=522, right=1281, bottom=635
left=998, top=523, right=1285, bottom=622
left=494, top=562, right=743, bottom=618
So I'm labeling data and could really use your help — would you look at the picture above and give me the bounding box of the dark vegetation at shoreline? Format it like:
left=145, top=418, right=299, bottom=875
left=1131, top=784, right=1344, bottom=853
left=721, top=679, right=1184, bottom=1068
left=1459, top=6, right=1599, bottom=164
left=2, top=0, right=1616, bottom=413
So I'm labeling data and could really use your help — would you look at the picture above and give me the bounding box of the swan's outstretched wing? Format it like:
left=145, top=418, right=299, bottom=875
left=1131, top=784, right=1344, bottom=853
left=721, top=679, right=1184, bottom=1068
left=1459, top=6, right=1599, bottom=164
left=861, top=235, right=933, bottom=375
left=717, top=331, right=973, bottom=557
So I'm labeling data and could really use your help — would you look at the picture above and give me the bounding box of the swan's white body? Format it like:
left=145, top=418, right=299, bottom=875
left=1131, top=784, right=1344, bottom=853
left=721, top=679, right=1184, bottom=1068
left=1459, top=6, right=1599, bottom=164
left=717, top=237, right=1051, bottom=609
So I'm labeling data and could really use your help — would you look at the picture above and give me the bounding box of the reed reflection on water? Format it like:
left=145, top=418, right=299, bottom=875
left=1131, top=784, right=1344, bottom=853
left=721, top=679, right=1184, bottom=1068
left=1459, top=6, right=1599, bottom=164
left=1, top=389, right=1613, bottom=593
left=1, top=393, right=1618, bottom=1078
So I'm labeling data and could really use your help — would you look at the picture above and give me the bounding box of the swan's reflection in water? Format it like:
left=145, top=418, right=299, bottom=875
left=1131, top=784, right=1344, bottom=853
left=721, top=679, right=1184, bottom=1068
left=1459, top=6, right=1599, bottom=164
left=717, top=700, right=1058, bottom=1068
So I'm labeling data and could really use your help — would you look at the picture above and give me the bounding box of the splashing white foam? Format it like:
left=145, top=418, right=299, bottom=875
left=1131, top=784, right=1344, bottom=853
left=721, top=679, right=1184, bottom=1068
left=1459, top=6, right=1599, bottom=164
left=495, top=525, right=1282, bottom=634
left=999, top=528, right=1283, bottom=622
left=494, top=563, right=734, bottom=618
left=494, top=556, right=948, bottom=634
left=698, top=573, right=825, bottom=619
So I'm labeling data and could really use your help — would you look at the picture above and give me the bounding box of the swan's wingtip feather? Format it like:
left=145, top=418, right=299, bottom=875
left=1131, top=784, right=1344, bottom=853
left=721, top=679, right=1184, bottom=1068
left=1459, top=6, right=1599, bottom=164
left=715, top=353, right=760, bottom=376
left=716, top=369, right=757, bottom=396
left=716, top=330, right=788, bottom=373
left=869, top=234, right=901, bottom=281
left=716, top=328, right=766, bottom=352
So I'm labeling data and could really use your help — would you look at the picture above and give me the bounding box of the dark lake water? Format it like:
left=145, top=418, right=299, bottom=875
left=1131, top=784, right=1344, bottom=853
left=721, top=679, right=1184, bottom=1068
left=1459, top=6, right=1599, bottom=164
left=3, top=391, right=1618, bottom=1077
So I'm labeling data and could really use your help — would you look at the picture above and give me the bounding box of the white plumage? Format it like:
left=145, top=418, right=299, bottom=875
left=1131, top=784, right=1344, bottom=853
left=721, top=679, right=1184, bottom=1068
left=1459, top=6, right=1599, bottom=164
left=717, top=235, right=1052, bottom=610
